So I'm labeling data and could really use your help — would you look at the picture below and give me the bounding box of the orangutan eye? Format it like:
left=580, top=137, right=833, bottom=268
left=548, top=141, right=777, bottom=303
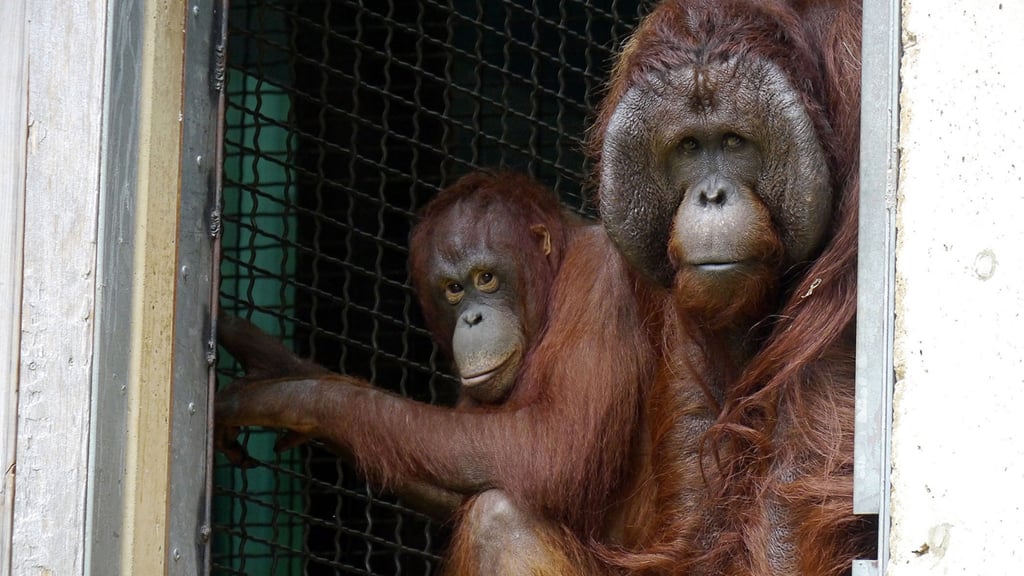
left=678, top=136, right=700, bottom=152
left=722, top=133, right=744, bottom=149
left=476, top=271, right=499, bottom=293
left=445, top=282, right=464, bottom=304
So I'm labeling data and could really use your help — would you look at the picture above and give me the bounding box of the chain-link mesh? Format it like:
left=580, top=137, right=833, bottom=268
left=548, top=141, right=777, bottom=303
left=213, top=1, right=645, bottom=574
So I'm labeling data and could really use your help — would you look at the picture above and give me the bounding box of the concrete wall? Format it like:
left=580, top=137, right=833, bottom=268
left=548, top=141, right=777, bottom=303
left=891, top=1, right=1024, bottom=574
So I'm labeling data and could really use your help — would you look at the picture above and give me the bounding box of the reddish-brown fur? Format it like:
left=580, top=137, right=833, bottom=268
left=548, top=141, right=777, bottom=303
left=587, top=1, right=873, bottom=574
left=219, top=2, right=871, bottom=572
left=405, top=172, right=654, bottom=537
left=370, top=221, right=651, bottom=532
left=216, top=172, right=655, bottom=574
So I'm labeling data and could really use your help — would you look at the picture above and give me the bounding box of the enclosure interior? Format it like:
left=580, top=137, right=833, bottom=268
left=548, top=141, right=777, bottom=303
left=213, top=1, right=643, bottom=574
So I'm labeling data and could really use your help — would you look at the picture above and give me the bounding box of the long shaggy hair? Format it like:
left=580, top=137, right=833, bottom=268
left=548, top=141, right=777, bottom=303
left=588, top=1, right=873, bottom=574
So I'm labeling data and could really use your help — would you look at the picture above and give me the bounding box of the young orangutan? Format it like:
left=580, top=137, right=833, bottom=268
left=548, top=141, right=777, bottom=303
left=217, top=170, right=654, bottom=575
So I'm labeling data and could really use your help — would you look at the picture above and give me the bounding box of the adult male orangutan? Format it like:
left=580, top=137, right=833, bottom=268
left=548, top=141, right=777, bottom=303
left=592, top=0, right=874, bottom=574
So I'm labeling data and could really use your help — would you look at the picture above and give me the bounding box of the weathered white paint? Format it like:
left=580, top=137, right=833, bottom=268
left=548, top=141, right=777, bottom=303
left=891, top=1, right=1024, bottom=574
left=0, top=1, right=27, bottom=572
left=10, top=0, right=106, bottom=573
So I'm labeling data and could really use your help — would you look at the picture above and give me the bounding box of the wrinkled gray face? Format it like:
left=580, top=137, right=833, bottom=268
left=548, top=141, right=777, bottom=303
left=599, top=56, right=832, bottom=288
left=426, top=232, right=526, bottom=404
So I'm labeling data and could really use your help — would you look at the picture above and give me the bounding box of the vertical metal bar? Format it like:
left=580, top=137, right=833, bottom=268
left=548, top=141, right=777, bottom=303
left=167, top=1, right=226, bottom=574
left=855, top=0, right=900, bottom=572
left=206, top=3, right=230, bottom=575
left=86, top=0, right=142, bottom=572
left=853, top=559, right=881, bottom=576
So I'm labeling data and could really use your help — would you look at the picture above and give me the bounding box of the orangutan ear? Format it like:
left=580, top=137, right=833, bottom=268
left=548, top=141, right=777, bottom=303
left=530, top=224, right=552, bottom=257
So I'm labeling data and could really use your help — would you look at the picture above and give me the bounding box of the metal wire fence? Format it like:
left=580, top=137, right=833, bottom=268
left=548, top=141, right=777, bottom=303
left=213, top=1, right=644, bottom=573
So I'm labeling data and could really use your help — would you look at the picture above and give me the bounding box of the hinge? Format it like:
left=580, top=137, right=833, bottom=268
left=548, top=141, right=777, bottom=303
left=212, top=41, right=226, bottom=94
left=211, top=2, right=228, bottom=94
